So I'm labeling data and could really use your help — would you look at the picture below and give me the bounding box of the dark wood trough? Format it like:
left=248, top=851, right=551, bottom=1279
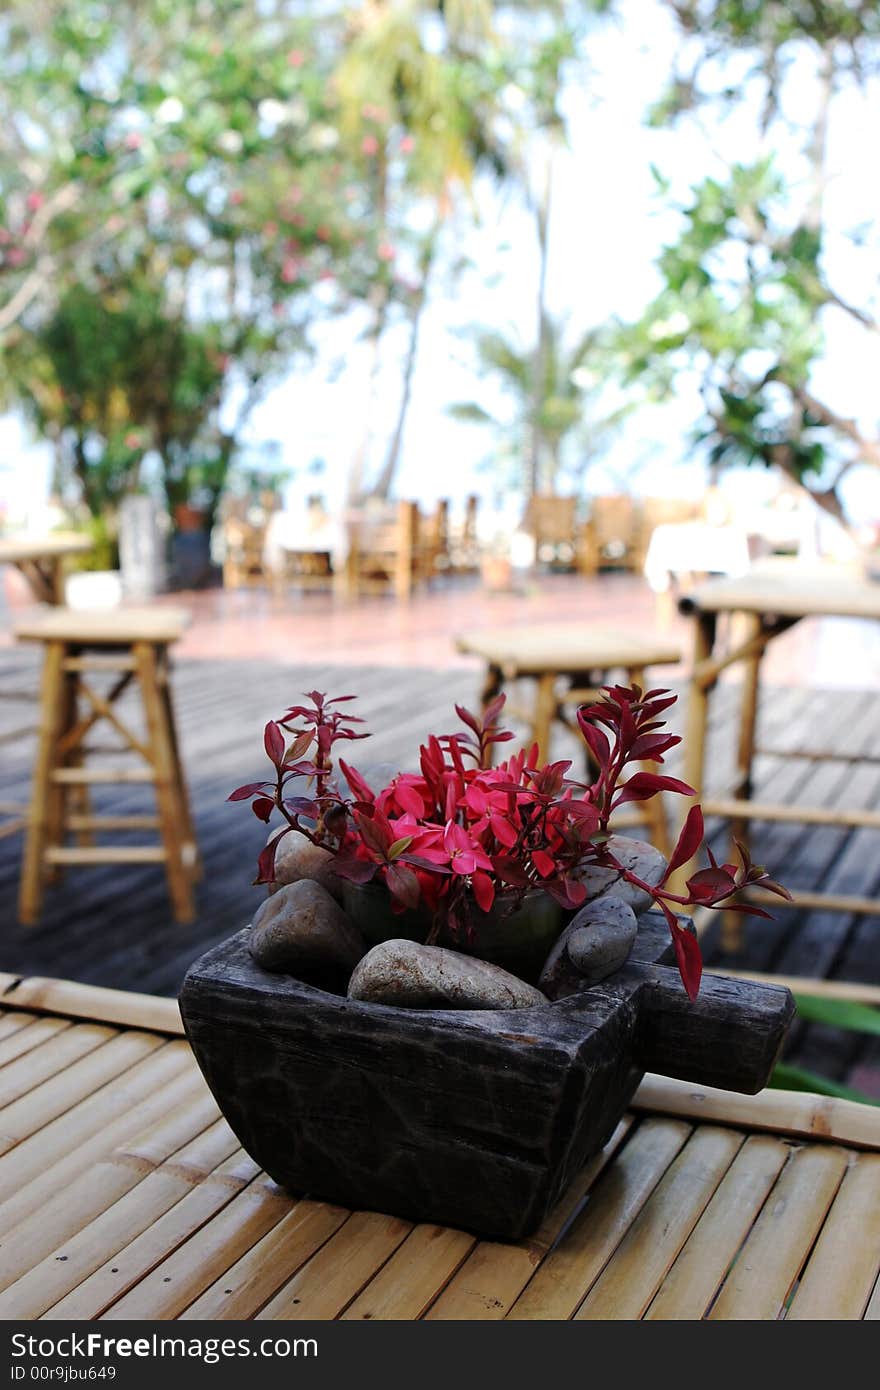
left=179, top=912, right=794, bottom=1240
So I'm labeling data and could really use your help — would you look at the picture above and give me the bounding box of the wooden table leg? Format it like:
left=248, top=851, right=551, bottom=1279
left=723, top=612, right=765, bottom=952
left=19, top=640, right=67, bottom=924
left=134, top=641, right=195, bottom=923
left=668, top=611, right=717, bottom=898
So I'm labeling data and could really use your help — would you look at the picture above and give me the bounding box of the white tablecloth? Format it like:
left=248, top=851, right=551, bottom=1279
left=643, top=522, right=752, bottom=593
left=263, top=511, right=347, bottom=572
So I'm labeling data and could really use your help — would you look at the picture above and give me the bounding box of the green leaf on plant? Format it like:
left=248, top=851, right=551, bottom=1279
left=387, top=835, right=414, bottom=861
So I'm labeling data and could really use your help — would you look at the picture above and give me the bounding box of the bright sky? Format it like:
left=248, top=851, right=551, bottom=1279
left=3, top=0, right=879, bottom=531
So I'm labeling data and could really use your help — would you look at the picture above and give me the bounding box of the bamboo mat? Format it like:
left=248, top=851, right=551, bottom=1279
left=0, top=974, right=877, bottom=1321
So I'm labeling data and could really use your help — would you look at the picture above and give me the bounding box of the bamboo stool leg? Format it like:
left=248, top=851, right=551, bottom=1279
left=478, top=664, right=505, bottom=768
left=531, top=673, right=557, bottom=762
left=156, top=647, right=201, bottom=880
left=19, top=641, right=67, bottom=924
left=44, top=658, right=81, bottom=882
left=57, top=658, right=95, bottom=861
left=133, top=641, right=195, bottom=923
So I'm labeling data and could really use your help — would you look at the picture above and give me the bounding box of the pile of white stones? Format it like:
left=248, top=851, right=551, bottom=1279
left=249, top=834, right=667, bottom=1011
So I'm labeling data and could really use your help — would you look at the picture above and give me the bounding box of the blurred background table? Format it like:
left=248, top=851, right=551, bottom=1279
left=675, top=562, right=880, bottom=970
left=0, top=532, right=93, bottom=605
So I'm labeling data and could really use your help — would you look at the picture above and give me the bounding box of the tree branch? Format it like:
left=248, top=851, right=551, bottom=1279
left=789, top=382, right=880, bottom=467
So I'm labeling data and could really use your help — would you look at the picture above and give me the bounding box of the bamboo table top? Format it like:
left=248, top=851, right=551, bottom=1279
left=681, top=563, right=880, bottom=621
left=0, top=533, right=94, bottom=566
left=0, top=972, right=878, bottom=1322
left=0, top=532, right=95, bottom=605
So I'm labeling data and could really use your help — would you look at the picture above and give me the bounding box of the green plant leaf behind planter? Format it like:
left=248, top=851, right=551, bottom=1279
left=768, top=992, right=880, bottom=1107
left=769, top=1063, right=879, bottom=1107
left=791, top=993, right=880, bottom=1037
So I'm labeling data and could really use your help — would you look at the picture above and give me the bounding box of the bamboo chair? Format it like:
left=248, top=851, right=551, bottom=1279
left=341, top=501, right=425, bottom=601
left=581, top=495, right=642, bottom=574
left=221, top=500, right=270, bottom=590
left=522, top=494, right=581, bottom=569
left=421, top=499, right=451, bottom=576
left=448, top=494, right=481, bottom=573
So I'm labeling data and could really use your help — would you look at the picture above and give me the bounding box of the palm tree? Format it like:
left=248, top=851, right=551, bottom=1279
left=449, top=315, right=626, bottom=495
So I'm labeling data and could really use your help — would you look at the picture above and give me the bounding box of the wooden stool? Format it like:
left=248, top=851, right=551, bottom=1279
left=455, top=624, right=682, bottom=855
left=14, top=607, right=198, bottom=925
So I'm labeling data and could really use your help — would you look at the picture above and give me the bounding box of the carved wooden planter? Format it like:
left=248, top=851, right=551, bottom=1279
left=180, top=913, right=794, bottom=1240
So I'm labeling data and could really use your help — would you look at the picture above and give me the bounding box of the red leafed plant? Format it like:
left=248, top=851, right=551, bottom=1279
left=229, top=685, right=790, bottom=1000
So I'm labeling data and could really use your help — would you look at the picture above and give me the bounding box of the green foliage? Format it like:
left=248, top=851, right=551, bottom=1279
left=0, top=0, right=566, bottom=509
left=769, top=993, right=880, bottom=1107
left=449, top=315, right=624, bottom=493
left=791, top=993, right=880, bottom=1038
left=5, top=278, right=229, bottom=525
left=612, top=0, right=880, bottom=524
left=770, top=1063, right=879, bottom=1107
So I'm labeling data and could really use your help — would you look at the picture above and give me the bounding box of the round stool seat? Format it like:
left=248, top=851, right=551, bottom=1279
left=455, top=624, right=681, bottom=677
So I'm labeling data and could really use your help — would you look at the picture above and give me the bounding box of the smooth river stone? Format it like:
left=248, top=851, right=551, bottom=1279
left=250, top=878, right=365, bottom=986
left=267, top=831, right=344, bottom=902
left=576, top=835, right=667, bottom=916
left=539, top=896, right=639, bottom=999
left=348, top=939, right=548, bottom=1011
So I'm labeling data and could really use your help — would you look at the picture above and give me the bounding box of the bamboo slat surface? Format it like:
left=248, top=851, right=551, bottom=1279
left=0, top=980, right=877, bottom=1321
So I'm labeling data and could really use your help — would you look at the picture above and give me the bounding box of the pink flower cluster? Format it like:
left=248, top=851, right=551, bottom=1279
left=230, top=687, right=790, bottom=999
